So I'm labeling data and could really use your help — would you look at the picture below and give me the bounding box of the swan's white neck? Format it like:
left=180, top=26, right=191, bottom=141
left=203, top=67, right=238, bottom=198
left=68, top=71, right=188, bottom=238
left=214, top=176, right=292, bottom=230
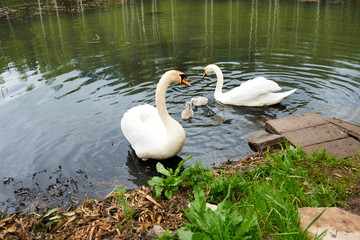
left=213, top=66, right=224, bottom=99
left=155, top=75, right=175, bottom=127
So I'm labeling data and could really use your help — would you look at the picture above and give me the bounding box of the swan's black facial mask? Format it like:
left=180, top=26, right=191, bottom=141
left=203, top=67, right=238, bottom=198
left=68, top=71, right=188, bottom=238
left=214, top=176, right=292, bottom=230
left=180, top=74, right=187, bottom=80
left=180, top=74, right=191, bottom=87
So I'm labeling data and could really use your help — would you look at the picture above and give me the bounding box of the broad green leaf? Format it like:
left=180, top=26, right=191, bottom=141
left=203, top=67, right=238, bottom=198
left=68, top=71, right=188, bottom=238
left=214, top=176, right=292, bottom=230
left=164, top=189, right=174, bottom=200
left=169, top=178, right=183, bottom=186
left=155, top=186, right=164, bottom=198
left=177, top=228, right=193, bottom=240
left=191, top=187, right=206, bottom=214
left=231, top=211, right=243, bottom=226
left=147, top=177, right=164, bottom=186
left=192, top=232, right=211, bottom=240
left=235, top=214, right=257, bottom=238
left=174, top=155, right=192, bottom=176
left=156, top=162, right=171, bottom=176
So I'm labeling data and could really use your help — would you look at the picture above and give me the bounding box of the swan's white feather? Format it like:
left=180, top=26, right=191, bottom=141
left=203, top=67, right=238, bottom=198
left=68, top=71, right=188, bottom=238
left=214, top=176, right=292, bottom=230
left=120, top=70, right=189, bottom=160
left=121, top=104, right=167, bottom=146
left=191, top=96, right=208, bottom=106
left=205, top=65, right=296, bottom=106
left=220, top=77, right=284, bottom=105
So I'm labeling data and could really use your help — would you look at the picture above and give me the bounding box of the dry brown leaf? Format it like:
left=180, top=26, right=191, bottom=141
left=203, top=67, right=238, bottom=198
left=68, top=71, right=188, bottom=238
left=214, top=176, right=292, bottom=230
left=334, top=172, right=343, bottom=178
left=157, top=215, right=162, bottom=224
left=145, top=195, right=163, bottom=208
left=88, top=224, right=96, bottom=240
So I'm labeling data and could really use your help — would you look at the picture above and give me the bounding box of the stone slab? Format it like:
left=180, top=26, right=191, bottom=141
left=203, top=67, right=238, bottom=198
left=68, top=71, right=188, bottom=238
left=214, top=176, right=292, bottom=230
left=299, top=207, right=360, bottom=240
left=247, top=134, right=286, bottom=152
left=328, top=118, right=360, bottom=140
left=302, top=137, right=360, bottom=158
left=282, top=123, right=348, bottom=147
left=265, top=112, right=327, bottom=134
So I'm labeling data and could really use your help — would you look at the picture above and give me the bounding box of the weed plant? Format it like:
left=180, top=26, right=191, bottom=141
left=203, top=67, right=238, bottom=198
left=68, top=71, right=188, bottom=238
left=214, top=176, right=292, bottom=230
left=114, top=188, right=134, bottom=231
left=149, top=142, right=360, bottom=239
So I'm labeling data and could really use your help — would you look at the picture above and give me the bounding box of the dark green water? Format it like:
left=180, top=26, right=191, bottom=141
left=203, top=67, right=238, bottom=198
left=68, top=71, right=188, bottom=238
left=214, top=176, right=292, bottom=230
left=0, top=0, right=359, bottom=213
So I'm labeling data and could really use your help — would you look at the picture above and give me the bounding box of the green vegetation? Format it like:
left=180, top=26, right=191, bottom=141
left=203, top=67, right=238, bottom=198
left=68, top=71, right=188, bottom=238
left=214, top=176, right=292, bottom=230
left=148, top=142, right=360, bottom=239
left=114, top=188, right=135, bottom=231
left=148, top=155, right=213, bottom=200
left=148, top=156, right=192, bottom=200
left=37, top=206, right=79, bottom=233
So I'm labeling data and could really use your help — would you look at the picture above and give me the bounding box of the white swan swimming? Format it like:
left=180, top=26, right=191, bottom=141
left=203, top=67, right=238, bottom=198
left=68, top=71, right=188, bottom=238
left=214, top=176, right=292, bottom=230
left=202, top=64, right=296, bottom=106
left=121, top=70, right=191, bottom=160
left=181, top=101, right=194, bottom=120
left=191, top=96, right=208, bottom=106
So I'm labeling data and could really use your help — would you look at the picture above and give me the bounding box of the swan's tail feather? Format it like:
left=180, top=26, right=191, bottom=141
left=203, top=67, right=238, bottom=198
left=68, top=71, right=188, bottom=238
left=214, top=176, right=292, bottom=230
left=274, top=88, right=297, bottom=102
left=256, top=88, right=296, bottom=106
left=281, top=88, right=297, bottom=98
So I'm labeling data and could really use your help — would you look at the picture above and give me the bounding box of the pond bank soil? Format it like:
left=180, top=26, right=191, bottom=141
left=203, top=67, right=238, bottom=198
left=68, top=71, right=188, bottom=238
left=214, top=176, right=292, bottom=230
left=1, top=153, right=359, bottom=239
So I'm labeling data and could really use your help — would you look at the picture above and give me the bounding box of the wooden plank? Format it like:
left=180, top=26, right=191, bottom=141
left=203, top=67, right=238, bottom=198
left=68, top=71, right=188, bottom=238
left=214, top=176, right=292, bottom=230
left=265, top=112, right=327, bottom=134
left=328, top=119, right=360, bottom=140
left=302, top=137, right=360, bottom=158
left=282, top=123, right=348, bottom=147
left=247, top=134, right=286, bottom=152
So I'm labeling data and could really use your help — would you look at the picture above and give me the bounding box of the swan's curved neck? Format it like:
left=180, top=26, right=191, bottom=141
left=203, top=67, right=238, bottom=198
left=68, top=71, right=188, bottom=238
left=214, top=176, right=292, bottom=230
left=155, top=75, right=174, bottom=127
left=213, top=67, right=224, bottom=99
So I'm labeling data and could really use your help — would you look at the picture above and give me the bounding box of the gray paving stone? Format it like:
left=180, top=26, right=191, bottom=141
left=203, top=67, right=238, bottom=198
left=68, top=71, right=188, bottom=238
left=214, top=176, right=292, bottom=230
left=328, top=118, right=360, bottom=141
left=247, top=134, right=286, bottom=152
left=265, top=112, right=327, bottom=134
left=282, top=123, right=348, bottom=147
left=302, top=137, right=360, bottom=158
left=247, top=112, right=360, bottom=158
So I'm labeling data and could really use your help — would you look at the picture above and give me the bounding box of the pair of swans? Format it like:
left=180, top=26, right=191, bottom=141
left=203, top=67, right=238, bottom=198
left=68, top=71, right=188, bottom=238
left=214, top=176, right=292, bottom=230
left=121, top=65, right=296, bottom=160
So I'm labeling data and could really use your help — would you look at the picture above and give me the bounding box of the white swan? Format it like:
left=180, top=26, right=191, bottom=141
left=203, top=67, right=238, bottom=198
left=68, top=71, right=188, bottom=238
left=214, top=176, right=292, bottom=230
left=181, top=101, right=194, bottom=120
left=191, top=96, right=208, bottom=106
left=121, top=70, right=191, bottom=160
left=202, top=64, right=296, bottom=106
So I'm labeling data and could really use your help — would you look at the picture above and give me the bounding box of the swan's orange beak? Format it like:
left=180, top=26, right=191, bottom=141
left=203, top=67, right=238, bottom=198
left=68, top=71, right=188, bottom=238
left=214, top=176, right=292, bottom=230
left=181, top=78, right=191, bottom=87
left=201, top=72, right=207, bottom=79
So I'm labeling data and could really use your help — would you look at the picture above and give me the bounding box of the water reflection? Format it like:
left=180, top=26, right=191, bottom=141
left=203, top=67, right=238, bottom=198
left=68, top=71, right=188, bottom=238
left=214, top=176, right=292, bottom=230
left=204, top=0, right=214, bottom=58
left=126, top=149, right=184, bottom=187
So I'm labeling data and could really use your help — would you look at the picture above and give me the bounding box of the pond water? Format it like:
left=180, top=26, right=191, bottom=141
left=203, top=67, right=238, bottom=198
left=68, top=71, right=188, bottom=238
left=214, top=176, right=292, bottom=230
left=0, top=0, right=359, bottom=213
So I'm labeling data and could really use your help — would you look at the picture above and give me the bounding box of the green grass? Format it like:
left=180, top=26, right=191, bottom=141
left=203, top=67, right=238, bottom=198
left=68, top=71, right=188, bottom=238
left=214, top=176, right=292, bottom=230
left=148, top=142, right=360, bottom=239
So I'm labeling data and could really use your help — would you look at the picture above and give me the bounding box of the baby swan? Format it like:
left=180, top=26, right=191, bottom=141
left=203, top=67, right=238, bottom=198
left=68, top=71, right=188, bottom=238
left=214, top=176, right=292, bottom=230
left=191, top=96, right=208, bottom=106
left=181, top=101, right=194, bottom=120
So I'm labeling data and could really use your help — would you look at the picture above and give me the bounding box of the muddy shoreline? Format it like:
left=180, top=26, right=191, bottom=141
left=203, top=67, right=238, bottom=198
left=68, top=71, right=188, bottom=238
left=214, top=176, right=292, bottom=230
left=1, top=153, right=359, bottom=239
